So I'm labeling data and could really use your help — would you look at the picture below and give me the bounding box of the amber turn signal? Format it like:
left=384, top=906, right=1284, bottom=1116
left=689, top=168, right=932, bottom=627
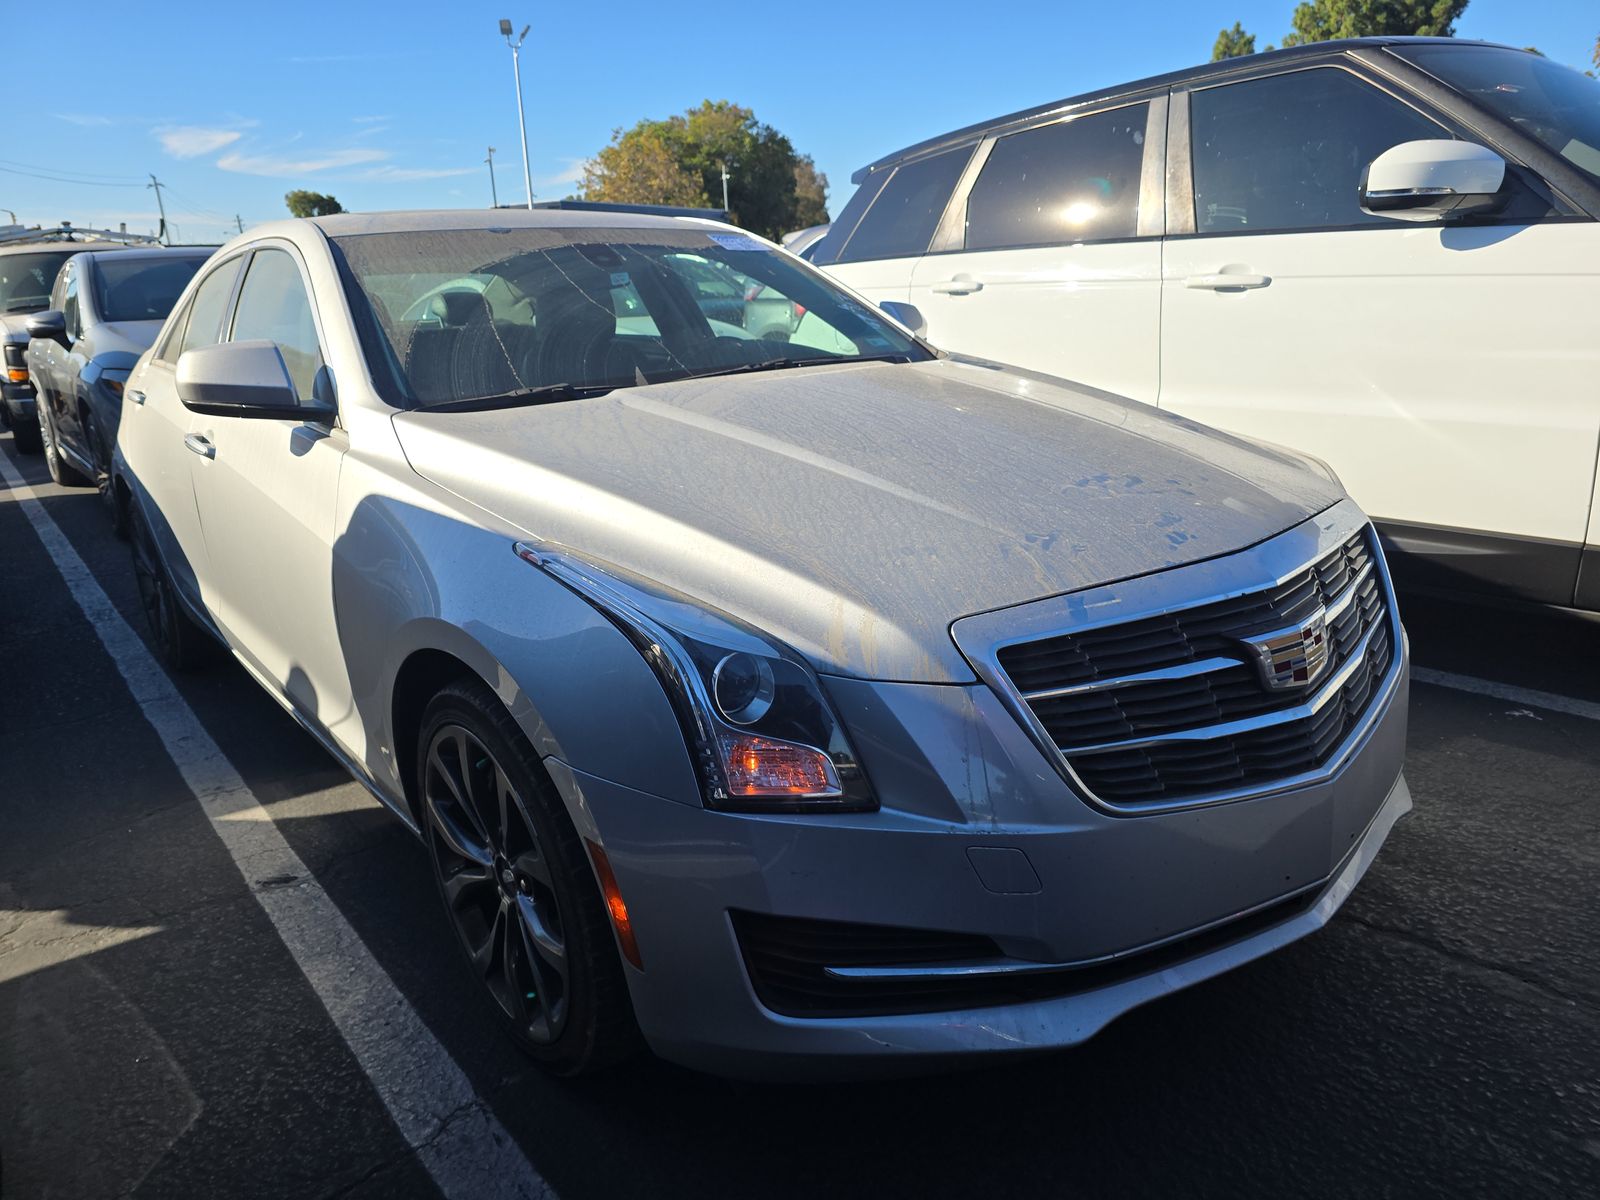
left=585, top=839, right=642, bottom=969
left=6, top=367, right=26, bottom=383
left=720, top=733, right=840, bottom=797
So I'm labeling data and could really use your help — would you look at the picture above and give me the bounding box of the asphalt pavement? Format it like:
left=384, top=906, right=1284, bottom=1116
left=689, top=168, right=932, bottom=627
left=2, top=426, right=1597, bottom=1199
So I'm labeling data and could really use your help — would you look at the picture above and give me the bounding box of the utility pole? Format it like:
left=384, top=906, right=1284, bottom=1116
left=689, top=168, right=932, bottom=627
left=499, top=20, right=534, bottom=210
left=234, top=214, right=244, bottom=234
left=147, top=174, right=170, bottom=245
left=485, top=146, right=499, bottom=208
left=720, top=162, right=731, bottom=213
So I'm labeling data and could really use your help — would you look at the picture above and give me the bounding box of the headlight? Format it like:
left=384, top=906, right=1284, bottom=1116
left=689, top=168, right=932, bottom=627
left=4, top=343, right=27, bottom=384
left=514, top=542, right=875, bottom=813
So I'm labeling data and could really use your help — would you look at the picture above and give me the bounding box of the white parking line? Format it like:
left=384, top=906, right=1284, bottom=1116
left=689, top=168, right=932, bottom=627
left=0, top=453, right=554, bottom=1198
left=1412, top=666, right=1600, bottom=723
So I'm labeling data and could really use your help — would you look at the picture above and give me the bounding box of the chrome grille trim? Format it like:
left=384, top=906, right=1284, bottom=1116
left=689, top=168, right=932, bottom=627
left=950, top=500, right=1405, bottom=816
left=1056, top=616, right=1383, bottom=758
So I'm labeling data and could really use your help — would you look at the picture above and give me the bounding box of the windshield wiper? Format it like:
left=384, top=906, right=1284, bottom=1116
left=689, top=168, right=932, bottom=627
left=683, top=353, right=911, bottom=383
left=418, top=381, right=617, bottom=413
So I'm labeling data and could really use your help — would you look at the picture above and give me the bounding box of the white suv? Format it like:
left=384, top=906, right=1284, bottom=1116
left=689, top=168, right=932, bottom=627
left=816, top=37, right=1600, bottom=612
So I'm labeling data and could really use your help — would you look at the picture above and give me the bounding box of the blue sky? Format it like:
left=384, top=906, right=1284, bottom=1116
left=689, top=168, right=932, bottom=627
left=10, top=0, right=1596, bottom=242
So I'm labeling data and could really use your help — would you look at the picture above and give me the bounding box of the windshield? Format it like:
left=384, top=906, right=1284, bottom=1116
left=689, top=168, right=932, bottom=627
left=94, top=254, right=207, bottom=323
left=0, top=251, right=75, bottom=314
left=330, top=225, right=930, bottom=410
left=1398, top=44, right=1600, bottom=180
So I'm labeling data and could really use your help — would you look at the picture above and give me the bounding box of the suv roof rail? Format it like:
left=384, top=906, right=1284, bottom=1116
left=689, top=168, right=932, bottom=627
left=0, top=223, right=163, bottom=248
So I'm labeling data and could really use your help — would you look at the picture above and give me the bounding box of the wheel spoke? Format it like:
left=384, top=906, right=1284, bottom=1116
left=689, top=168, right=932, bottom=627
left=512, top=848, right=552, bottom=890
left=514, top=892, right=567, bottom=982
left=440, top=860, right=494, bottom=909
left=471, top=899, right=508, bottom=980
left=425, top=774, right=493, bottom=867
left=500, top=901, right=531, bottom=1023
left=453, top=730, right=497, bottom=848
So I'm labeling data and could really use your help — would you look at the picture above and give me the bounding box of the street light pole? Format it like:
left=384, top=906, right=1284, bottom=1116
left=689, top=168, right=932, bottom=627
left=499, top=19, right=534, bottom=210
left=720, top=162, right=731, bottom=213
left=485, top=146, right=499, bottom=208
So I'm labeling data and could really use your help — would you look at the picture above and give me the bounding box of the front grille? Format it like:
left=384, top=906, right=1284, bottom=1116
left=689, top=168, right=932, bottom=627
left=733, top=893, right=1319, bottom=1018
left=995, top=527, right=1393, bottom=807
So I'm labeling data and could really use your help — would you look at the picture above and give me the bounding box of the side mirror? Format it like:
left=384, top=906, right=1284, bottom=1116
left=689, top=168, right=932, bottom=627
left=878, top=300, right=927, bottom=338
left=26, top=310, right=67, bottom=345
left=176, top=340, right=334, bottom=420
left=1360, top=140, right=1507, bottom=223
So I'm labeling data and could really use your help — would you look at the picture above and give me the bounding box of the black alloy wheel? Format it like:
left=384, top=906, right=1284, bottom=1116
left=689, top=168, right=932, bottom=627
left=129, top=501, right=208, bottom=671
left=418, top=680, right=638, bottom=1074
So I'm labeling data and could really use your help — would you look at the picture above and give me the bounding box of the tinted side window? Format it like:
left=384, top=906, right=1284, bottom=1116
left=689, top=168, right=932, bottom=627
left=835, top=146, right=972, bottom=264
left=229, top=249, right=324, bottom=402
left=809, top=170, right=887, bottom=266
left=1190, top=68, right=1446, bottom=233
left=966, top=105, right=1149, bottom=250
left=61, top=265, right=80, bottom=338
left=175, top=261, right=240, bottom=360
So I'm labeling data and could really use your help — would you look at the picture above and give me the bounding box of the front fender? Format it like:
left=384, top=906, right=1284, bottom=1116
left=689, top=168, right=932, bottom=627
left=331, top=492, right=701, bottom=815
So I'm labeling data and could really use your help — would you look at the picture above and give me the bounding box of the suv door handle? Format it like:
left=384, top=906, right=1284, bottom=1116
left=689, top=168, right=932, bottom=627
left=183, top=432, right=215, bottom=459
left=930, top=276, right=984, bottom=295
left=1184, top=273, right=1271, bottom=290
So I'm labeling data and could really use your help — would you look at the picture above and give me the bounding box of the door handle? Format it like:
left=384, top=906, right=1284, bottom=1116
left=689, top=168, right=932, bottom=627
left=1184, top=272, right=1271, bottom=290
left=183, top=432, right=215, bottom=459
left=127, top=389, right=146, bottom=406
left=930, top=277, right=984, bottom=295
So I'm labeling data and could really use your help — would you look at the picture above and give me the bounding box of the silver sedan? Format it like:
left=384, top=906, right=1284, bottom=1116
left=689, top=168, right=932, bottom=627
left=114, top=208, right=1410, bottom=1078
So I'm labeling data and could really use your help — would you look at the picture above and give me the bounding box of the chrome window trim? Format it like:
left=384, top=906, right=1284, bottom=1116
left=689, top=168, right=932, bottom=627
left=950, top=499, right=1404, bottom=816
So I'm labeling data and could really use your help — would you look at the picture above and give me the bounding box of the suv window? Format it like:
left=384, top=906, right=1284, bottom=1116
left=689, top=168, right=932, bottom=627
left=966, top=105, right=1149, bottom=250
left=173, top=260, right=241, bottom=361
left=229, top=249, right=324, bottom=402
left=61, top=264, right=80, bottom=338
left=1189, top=68, right=1447, bottom=234
left=809, top=170, right=888, bottom=266
left=834, top=146, right=972, bottom=264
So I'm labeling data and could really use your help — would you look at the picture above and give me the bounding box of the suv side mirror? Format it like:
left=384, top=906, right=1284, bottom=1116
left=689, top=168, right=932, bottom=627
left=878, top=300, right=927, bottom=338
left=26, top=310, right=68, bottom=345
left=176, top=340, right=334, bottom=420
left=1359, top=140, right=1507, bottom=223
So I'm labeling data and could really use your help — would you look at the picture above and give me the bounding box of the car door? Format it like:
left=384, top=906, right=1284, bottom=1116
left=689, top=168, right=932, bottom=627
left=1159, top=62, right=1600, bottom=605
left=907, top=100, right=1165, bottom=403
left=120, top=255, right=244, bottom=607
left=817, top=145, right=974, bottom=309
left=33, top=261, right=83, bottom=446
left=185, top=243, right=351, bottom=729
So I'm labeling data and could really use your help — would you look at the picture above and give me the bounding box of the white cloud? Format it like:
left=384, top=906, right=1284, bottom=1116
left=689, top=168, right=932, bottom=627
left=155, top=125, right=244, bottom=158
left=351, top=114, right=390, bottom=124
left=217, top=148, right=388, bottom=176
left=534, top=159, right=586, bottom=191
left=361, top=164, right=477, bottom=182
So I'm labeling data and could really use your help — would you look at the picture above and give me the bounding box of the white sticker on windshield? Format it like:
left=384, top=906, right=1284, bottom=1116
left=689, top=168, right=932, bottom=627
left=707, top=233, right=766, bottom=252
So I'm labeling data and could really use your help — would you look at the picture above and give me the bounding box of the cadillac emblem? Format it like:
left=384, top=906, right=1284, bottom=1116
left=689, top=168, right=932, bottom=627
left=1243, top=609, right=1330, bottom=692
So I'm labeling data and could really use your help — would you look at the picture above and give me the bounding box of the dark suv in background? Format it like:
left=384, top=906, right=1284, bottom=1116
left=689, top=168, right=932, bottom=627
left=25, top=246, right=212, bottom=516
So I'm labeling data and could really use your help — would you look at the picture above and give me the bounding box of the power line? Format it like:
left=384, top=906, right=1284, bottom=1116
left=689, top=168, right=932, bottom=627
left=0, top=164, right=141, bottom=187
left=0, top=157, right=146, bottom=183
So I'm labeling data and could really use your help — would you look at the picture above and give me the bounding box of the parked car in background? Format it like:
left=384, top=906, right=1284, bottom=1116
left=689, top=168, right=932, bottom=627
left=1, top=238, right=138, bottom=451
left=117, top=208, right=1409, bottom=1079
left=815, top=37, right=1600, bottom=612
left=25, top=246, right=213, bottom=516
left=781, top=223, right=830, bottom=260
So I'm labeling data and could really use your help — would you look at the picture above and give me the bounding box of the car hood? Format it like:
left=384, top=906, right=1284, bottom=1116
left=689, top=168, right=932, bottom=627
left=91, top=319, right=164, bottom=357
left=391, top=358, right=1343, bottom=682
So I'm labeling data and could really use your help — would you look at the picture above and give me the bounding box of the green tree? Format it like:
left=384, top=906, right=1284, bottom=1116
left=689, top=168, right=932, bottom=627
left=1279, top=0, right=1469, bottom=47
left=580, top=101, right=826, bottom=239
left=792, top=155, right=830, bottom=229
left=580, top=127, right=708, bottom=209
left=285, top=190, right=344, bottom=218
left=1212, top=21, right=1258, bottom=60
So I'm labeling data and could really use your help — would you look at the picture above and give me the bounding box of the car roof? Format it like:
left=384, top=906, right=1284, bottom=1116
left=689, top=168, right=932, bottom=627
left=72, top=245, right=217, bottom=264
left=854, top=36, right=1507, bottom=181
left=302, top=208, right=734, bottom=238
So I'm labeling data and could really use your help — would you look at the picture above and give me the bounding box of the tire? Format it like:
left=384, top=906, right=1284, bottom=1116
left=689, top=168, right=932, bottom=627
left=11, top=416, right=41, bottom=454
left=84, top=414, right=125, bottom=536
left=40, top=404, right=88, bottom=486
left=129, top=499, right=210, bottom=671
left=417, top=678, right=640, bottom=1075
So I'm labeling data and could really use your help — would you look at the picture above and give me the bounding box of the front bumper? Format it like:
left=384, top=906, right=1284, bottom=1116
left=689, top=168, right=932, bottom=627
left=553, top=635, right=1410, bottom=1079
left=2, top=381, right=36, bottom=421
